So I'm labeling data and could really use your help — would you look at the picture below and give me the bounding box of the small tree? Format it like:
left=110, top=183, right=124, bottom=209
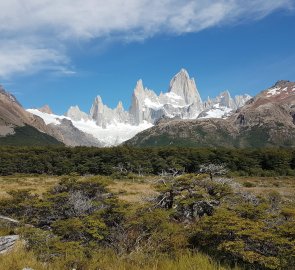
left=199, top=163, right=228, bottom=180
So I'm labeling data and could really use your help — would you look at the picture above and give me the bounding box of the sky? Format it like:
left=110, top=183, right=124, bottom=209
left=0, top=0, right=295, bottom=114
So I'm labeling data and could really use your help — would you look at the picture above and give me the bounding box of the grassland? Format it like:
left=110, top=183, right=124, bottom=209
left=0, top=174, right=294, bottom=202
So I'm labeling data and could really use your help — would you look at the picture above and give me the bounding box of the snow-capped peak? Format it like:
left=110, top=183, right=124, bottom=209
left=27, top=69, right=252, bottom=147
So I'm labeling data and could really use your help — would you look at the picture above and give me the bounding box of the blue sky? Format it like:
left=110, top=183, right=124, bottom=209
left=0, top=0, right=295, bottom=114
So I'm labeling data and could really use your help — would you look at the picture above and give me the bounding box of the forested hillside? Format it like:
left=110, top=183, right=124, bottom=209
left=0, top=146, right=295, bottom=176
left=0, top=125, right=63, bottom=146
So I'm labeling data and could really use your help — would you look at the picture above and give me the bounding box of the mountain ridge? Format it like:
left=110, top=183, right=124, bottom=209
left=125, top=80, right=295, bottom=148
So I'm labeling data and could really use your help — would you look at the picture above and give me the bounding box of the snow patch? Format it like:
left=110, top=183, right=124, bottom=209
left=266, top=87, right=281, bottom=97
left=73, top=119, right=153, bottom=146
left=27, top=109, right=63, bottom=125
left=199, top=105, right=233, bottom=119
left=164, top=92, right=183, bottom=100
left=144, top=98, right=163, bottom=110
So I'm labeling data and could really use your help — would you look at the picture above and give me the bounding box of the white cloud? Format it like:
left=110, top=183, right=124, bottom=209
left=0, top=42, right=72, bottom=78
left=0, top=0, right=293, bottom=78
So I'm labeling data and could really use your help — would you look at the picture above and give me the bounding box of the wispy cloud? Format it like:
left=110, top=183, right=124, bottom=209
left=0, top=41, right=71, bottom=78
left=0, top=0, right=293, bottom=78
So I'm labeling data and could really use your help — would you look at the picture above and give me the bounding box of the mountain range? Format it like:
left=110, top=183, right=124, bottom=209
left=1, top=69, right=294, bottom=148
left=27, top=69, right=250, bottom=146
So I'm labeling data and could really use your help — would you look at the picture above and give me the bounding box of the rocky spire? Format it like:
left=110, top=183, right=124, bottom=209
left=134, top=79, right=144, bottom=94
left=116, top=101, right=124, bottom=111
left=129, top=80, right=145, bottom=125
left=168, top=69, right=203, bottom=113
left=167, top=69, right=204, bottom=118
left=66, top=105, right=89, bottom=121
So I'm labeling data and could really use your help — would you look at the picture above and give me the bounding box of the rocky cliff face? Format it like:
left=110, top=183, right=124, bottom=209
left=125, top=81, right=295, bottom=148
left=65, top=69, right=250, bottom=129
left=90, top=96, right=130, bottom=127
left=66, top=105, right=90, bottom=121
left=49, top=118, right=103, bottom=147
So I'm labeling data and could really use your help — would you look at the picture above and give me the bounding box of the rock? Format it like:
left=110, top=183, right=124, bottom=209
left=38, top=105, right=53, bottom=114
left=49, top=118, right=104, bottom=147
left=90, top=96, right=130, bottom=127
left=0, top=215, right=19, bottom=224
left=66, top=105, right=89, bottom=121
left=0, top=235, right=19, bottom=254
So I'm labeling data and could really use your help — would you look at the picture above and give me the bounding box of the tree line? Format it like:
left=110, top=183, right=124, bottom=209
left=0, top=146, right=295, bottom=176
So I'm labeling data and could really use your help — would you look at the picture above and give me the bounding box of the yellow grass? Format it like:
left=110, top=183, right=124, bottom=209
left=0, top=175, right=159, bottom=203
left=236, top=176, right=295, bottom=201
left=109, top=180, right=158, bottom=203
left=0, top=242, right=238, bottom=270
left=0, top=175, right=60, bottom=199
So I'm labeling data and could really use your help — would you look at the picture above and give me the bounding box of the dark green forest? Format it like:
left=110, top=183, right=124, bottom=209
left=0, top=125, right=63, bottom=146
left=0, top=146, right=295, bottom=176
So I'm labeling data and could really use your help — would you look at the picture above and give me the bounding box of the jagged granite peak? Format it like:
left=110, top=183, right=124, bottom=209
left=166, top=69, right=204, bottom=119
left=38, top=105, right=53, bottom=114
left=66, top=105, right=89, bottom=121
left=208, top=90, right=237, bottom=109
left=90, top=95, right=130, bottom=127
left=129, top=69, right=208, bottom=124
left=129, top=79, right=162, bottom=125
left=168, top=68, right=203, bottom=108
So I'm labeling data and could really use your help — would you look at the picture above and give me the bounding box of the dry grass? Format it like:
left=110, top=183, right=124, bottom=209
left=0, top=175, right=159, bottom=203
left=236, top=176, right=295, bottom=201
left=0, top=175, right=60, bottom=199
left=0, top=242, right=238, bottom=270
left=0, top=174, right=294, bottom=203
left=109, top=180, right=158, bottom=203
